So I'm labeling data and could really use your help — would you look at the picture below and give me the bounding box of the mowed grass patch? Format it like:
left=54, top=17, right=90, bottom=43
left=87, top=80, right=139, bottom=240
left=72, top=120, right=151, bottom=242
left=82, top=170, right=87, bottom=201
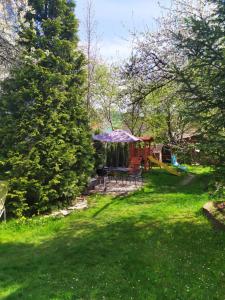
left=1, top=166, right=225, bottom=300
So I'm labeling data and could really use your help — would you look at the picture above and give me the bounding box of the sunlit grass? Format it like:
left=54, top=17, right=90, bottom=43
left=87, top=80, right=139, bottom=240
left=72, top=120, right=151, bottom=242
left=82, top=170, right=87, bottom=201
left=1, top=166, right=225, bottom=300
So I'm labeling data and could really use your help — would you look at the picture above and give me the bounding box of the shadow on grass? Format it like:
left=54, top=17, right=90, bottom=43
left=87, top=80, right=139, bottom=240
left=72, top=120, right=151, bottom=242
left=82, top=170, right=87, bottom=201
left=0, top=167, right=217, bottom=299
left=90, top=170, right=212, bottom=219
left=1, top=214, right=225, bottom=300
left=92, top=201, right=114, bottom=218
left=143, top=168, right=212, bottom=195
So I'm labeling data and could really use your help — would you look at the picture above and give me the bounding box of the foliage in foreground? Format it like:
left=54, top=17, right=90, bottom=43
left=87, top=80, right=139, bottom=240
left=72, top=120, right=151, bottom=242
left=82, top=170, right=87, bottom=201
left=172, top=0, right=225, bottom=194
left=0, top=0, right=93, bottom=217
left=172, top=0, right=225, bottom=166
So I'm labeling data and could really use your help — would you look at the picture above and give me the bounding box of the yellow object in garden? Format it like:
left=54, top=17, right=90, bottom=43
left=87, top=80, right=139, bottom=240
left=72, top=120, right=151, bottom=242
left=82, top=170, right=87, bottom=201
left=148, top=156, right=181, bottom=176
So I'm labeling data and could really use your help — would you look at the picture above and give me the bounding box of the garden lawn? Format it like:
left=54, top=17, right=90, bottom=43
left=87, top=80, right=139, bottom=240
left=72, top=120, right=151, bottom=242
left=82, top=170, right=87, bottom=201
left=1, top=166, right=225, bottom=300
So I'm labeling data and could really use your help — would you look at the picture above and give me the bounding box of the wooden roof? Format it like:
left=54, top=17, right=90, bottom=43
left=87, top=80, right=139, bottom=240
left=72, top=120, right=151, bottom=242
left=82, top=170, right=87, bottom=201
left=139, top=136, right=154, bottom=142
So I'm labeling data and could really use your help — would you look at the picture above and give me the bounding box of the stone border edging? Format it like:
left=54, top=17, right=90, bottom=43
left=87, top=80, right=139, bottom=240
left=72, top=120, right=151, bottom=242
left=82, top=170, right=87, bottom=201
left=45, top=198, right=88, bottom=218
left=203, top=201, right=225, bottom=231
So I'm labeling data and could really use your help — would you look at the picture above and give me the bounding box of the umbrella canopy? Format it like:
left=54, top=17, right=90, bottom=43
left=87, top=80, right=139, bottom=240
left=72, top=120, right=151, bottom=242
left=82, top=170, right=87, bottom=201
left=93, top=129, right=141, bottom=143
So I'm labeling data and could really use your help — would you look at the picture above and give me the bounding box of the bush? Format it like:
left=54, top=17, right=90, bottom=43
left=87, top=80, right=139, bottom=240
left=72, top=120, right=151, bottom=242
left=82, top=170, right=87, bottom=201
left=0, top=0, right=94, bottom=217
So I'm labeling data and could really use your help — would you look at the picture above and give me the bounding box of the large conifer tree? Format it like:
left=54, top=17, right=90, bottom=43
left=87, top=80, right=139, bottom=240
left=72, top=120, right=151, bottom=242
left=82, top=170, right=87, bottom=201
left=0, top=0, right=93, bottom=216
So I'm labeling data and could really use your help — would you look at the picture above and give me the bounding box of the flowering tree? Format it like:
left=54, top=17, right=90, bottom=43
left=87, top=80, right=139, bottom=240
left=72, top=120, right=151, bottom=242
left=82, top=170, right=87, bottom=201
left=120, top=0, right=217, bottom=143
left=127, top=0, right=215, bottom=90
left=0, top=0, right=30, bottom=76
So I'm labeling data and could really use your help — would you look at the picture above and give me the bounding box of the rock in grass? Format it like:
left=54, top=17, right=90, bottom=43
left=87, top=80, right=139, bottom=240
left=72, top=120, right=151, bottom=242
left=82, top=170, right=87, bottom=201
left=203, top=201, right=225, bottom=231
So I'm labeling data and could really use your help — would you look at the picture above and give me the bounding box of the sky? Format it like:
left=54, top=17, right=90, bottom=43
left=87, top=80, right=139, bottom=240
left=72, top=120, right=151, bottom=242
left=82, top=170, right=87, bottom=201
left=76, top=0, right=172, bottom=62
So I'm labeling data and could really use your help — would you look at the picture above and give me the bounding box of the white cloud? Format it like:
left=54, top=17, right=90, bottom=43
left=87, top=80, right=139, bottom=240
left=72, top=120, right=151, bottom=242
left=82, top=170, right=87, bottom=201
left=76, top=0, right=172, bottom=60
left=99, top=38, right=131, bottom=62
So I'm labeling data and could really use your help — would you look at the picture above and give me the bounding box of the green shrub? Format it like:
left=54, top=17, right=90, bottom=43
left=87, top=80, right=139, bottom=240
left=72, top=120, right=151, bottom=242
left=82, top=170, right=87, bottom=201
left=0, top=0, right=94, bottom=217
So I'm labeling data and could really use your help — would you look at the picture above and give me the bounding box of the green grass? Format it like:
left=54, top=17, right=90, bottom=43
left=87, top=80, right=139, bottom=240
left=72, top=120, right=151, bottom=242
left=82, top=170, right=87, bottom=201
left=1, top=166, right=225, bottom=300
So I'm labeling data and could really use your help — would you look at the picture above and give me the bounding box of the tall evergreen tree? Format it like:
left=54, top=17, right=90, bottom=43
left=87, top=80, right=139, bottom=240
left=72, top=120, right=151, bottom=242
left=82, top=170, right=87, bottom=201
left=0, top=0, right=94, bottom=217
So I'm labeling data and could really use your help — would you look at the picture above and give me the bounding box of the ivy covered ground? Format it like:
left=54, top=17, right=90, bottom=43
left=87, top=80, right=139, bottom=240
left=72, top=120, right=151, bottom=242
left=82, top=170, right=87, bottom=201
left=1, top=166, right=225, bottom=300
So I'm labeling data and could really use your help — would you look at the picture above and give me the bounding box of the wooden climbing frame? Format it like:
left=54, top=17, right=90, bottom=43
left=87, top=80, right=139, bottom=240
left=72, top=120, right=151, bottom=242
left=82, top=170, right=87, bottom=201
left=129, top=136, right=154, bottom=171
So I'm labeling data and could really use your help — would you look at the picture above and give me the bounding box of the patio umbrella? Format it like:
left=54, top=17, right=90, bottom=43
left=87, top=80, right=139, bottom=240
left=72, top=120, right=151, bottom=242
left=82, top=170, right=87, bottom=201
left=93, top=129, right=140, bottom=143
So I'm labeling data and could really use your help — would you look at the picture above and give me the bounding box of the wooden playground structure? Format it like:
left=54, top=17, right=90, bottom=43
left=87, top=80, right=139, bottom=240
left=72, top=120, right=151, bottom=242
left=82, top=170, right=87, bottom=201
left=93, top=130, right=183, bottom=176
left=129, top=136, right=154, bottom=171
left=128, top=137, right=181, bottom=175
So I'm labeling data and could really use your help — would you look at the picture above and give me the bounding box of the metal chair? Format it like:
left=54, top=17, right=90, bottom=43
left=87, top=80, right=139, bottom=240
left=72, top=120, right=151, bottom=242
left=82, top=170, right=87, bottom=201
left=128, top=168, right=143, bottom=185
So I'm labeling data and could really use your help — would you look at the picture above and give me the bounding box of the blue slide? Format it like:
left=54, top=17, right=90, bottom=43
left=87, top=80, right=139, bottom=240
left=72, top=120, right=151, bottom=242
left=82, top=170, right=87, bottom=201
left=171, top=155, right=188, bottom=172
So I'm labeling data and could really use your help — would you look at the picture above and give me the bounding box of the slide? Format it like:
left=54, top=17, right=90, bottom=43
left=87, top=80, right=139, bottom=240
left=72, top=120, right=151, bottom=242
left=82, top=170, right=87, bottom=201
left=148, top=155, right=181, bottom=176
left=171, top=155, right=188, bottom=172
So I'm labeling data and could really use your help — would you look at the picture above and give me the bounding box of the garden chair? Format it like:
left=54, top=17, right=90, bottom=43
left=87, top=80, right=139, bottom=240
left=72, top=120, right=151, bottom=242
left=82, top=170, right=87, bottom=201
left=0, top=182, right=8, bottom=221
left=128, top=167, right=143, bottom=185
left=96, top=166, right=110, bottom=191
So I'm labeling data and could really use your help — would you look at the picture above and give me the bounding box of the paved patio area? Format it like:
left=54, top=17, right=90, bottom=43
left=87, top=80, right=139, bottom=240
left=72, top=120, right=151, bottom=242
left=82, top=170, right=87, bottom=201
left=90, top=179, right=143, bottom=195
